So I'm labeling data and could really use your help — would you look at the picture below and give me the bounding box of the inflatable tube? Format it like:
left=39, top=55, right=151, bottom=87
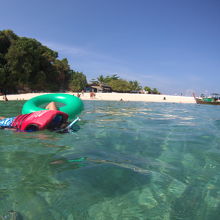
left=22, top=94, right=84, bottom=119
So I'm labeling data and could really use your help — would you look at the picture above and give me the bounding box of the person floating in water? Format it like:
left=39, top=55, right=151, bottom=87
left=0, top=102, right=70, bottom=132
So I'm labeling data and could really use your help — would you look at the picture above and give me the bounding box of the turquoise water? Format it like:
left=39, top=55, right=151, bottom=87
left=0, top=101, right=220, bottom=220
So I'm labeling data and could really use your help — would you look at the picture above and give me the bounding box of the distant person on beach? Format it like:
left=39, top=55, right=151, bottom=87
left=4, top=95, right=8, bottom=101
left=0, top=90, right=8, bottom=101
left=0, top=102, right=70, bottom=132
left=2, top=93, right=8, bottom=101
left=90, top=91, right=95, bottom=98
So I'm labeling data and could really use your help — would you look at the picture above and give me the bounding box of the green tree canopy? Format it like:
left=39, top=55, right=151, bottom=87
left=129, top=80, right=142, bottom=91
left=143, top=86, right=160, bottom=94
left=0, top=30, right=18, bottom=55
left=0, top=30, right=72, bottom=93
left=108, top=79, right=131, bottom=92
left=92, top=75, right=143, bottom=93
left=151, top=88, right=160, bottom=94
left=69, top=71, right=87, bottom=92
left=0, top=29, right=161, bottom=95
left=144, top=86, right=152, bottom=93
left=91, top=74, right=120, bottom=85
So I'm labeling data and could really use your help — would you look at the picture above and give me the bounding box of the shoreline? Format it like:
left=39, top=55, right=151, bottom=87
left=0, top=92, right=196, bottom=104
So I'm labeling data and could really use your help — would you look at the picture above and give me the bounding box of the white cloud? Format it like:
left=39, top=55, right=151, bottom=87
left=41, top=41, right=89, bottom=57
left=39, top=40, right=199, bottom=95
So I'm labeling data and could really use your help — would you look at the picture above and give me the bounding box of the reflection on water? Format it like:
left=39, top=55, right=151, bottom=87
left=0, top=101, right=220, bottom=219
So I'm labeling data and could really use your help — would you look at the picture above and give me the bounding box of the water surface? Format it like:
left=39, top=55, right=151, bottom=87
left=0, top=100, right=220, bottom=219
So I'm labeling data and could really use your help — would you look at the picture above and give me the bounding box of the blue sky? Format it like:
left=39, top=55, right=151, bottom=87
left=1, top=0, right=220, bottom=95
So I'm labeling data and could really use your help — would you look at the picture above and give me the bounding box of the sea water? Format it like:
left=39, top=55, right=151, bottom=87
left=0, top=100, right=220, bottom=220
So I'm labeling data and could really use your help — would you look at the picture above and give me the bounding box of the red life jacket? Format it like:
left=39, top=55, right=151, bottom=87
left=11, top=110, right=68, bottom=131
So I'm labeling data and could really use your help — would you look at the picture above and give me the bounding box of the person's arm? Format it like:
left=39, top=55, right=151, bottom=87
left=0, top=117, right=5, bottom=120
left=45, top=102, right=58, bottom=110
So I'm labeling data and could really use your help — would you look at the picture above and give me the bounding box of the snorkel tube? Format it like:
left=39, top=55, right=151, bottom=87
left=56, top=117, right=80, bottom=133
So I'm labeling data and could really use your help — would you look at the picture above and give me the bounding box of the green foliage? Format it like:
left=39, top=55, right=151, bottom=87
left=152, top=88, right=160, bottom=94
left=108, top=79, right=131, bottom=92
left=144, top=86, right=152, bottom=93
left=0, top=30, right=18, bottom=93
left=129, top=80, right=142, bottom=91
left=69, top=71, right=87, bottom=92
left=143, top=86, right=160, bottom=94
left=0, top=66, right=7, bottom=89
left=91, top=74, right=119, bottom=85
left=96, top=75, right=106, bottom=84
left=92, top=75, right=143, bottom=93
left=0, top=29, right=71, bottom=93
left=0, top=30, right=18, bottom=55
left=52, top=58, right=71, bottom=91
left=6, top=37, right=41, bottom=87
left=91, top=74, right=160, bottom=93
left=106, top=74, right=119, bottom=82
left=0, top=29, right=160, bottom=94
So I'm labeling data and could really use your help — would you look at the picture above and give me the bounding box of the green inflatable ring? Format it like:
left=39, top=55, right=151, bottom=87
left=22, top=93, right=84, bottom=119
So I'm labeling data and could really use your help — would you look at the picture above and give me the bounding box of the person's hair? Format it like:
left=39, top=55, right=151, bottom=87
left=25, top=124, right=39, bottom=131
left=47, top=115, right=68, bottom=130
left=48, top=121, right=69, bottom=131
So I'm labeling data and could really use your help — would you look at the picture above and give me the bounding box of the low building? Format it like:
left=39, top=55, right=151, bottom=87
left=85, top=84, right=112, bottom=93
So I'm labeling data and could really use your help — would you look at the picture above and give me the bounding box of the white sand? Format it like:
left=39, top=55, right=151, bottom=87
left=0, top=92, right=195, bottom=103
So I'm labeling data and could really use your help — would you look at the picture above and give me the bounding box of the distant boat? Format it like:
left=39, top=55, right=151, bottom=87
left=193, top=93, right=220, bottom=105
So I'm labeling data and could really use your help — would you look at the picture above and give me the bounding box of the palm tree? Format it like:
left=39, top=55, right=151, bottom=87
left=97, top=75, right=106, bottom=84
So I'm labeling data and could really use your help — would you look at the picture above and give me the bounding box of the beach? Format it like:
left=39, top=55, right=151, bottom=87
left=0, top=92, right=196, bottom=103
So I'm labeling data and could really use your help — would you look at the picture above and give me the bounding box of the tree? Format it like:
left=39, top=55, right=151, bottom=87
left=0, top=29, right=162, bottom=94
left=104, top=74, right=119, bottom=84
left=0, top=30, right=19, bottom=93
left=152, top=88, right=160, bottom=94
left=92, top=75, right=142, bottom=93
left=91, top=74, right=120, bottom=85
left=0, top=30, right=18, bottom=55
left=0, top=65, right=16, bottom=93
left=69, top=71, right=87, bottom=92
left=129, top=80, right=142, bottom=91
left=108, top=79, right=131, bottom=92
left=0, top=65, right=7, bottom=91
left=96, top=75, right=106, bottom=84
left=143, top=86, right=160, bottom=94
left=3, top=33, right=69, bottom=92
left=53, top=58, right=71, bottom=91
left=5, top=37, right=43, bottom=91
left=144, top=86, right=152, bottom=94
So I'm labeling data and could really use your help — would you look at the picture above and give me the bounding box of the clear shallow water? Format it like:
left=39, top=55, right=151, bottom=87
left=0, top=100, right=220, bottom=220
